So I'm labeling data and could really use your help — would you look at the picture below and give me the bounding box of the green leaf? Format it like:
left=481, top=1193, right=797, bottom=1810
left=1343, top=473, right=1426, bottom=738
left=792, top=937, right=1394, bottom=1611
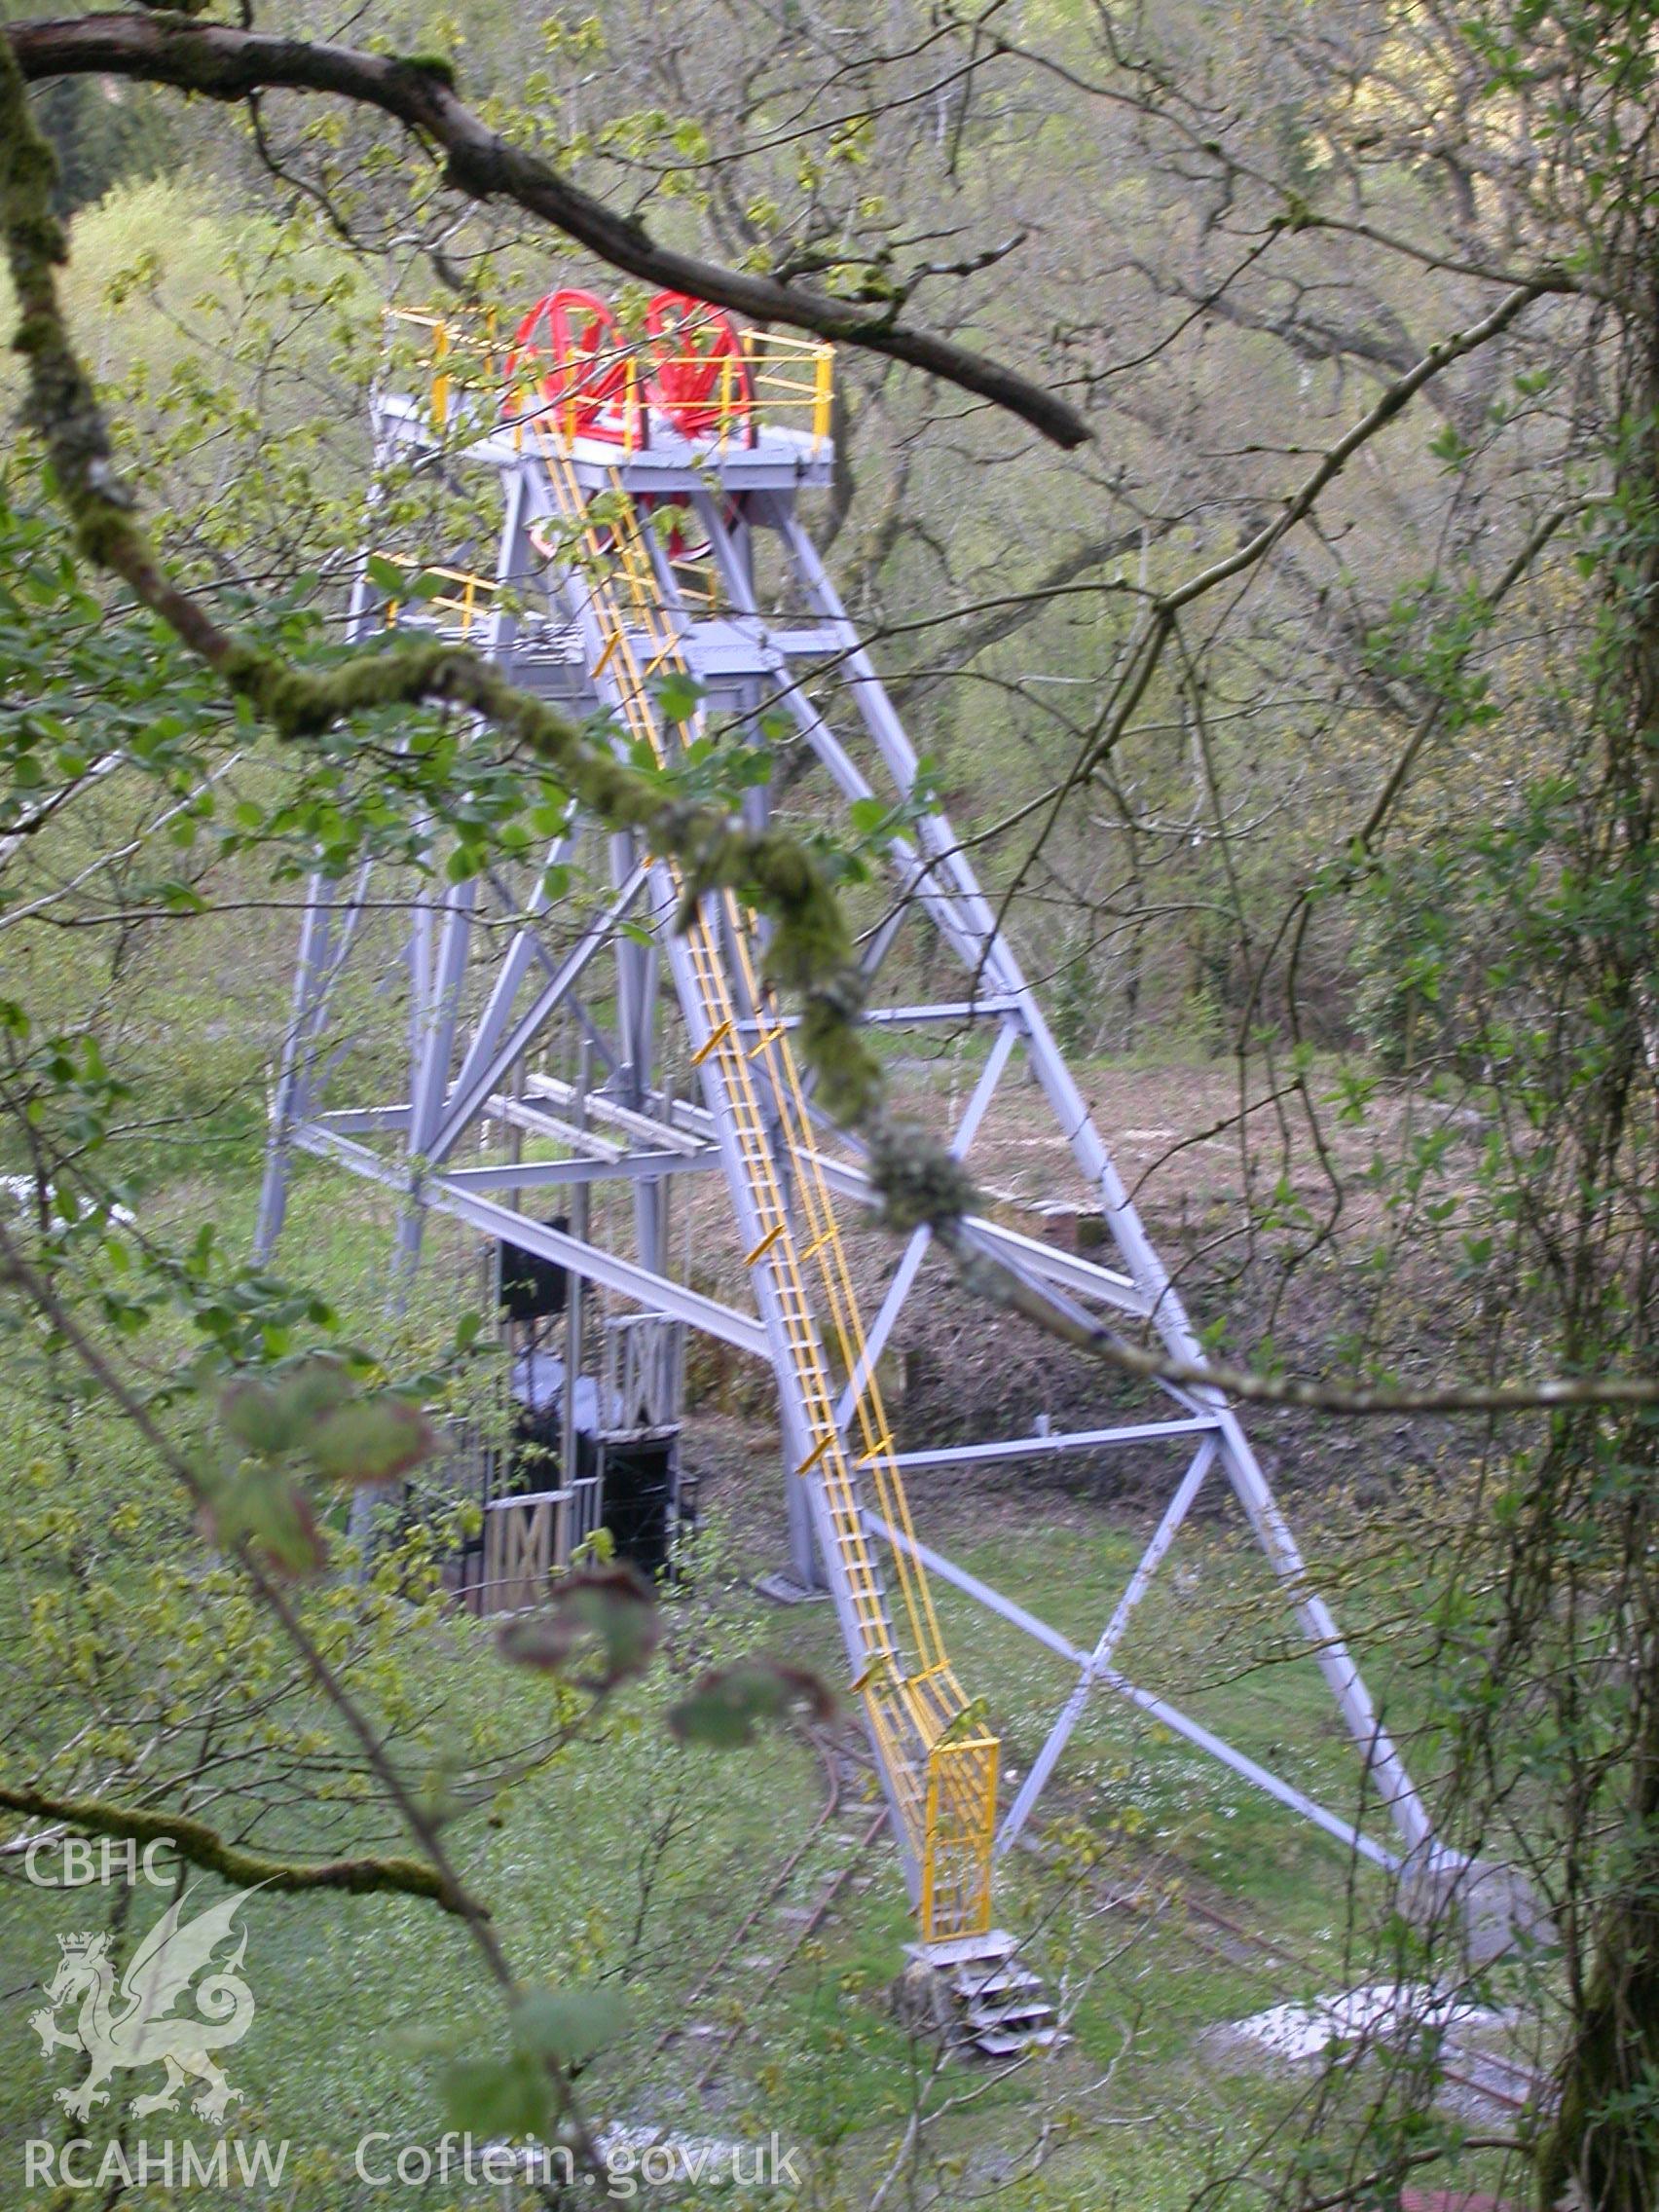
left=667, top=1656, right=835, bottom=1748
left=274, top=1353, right=355, bottom=1430
left=156, top=879, right=209, bottom=914
left=219, top=1379, right=301, bottom=1456
left=309, top=1394, right=437, bottom=1486
left=203, top=1463, right=326, bottom=1576
left=512, top=1985, right=628, bottom=2066
left=498, top=1563, right=661, bottom=1689
left=653, top=670, right=703, bottom=724
left=438, top=2051, right=549, bottom=2139
left=365, top=554, right=408, bottom=596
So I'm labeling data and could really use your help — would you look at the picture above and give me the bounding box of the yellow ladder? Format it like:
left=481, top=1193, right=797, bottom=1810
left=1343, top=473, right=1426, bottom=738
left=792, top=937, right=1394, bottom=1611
left=533, top=426, right=997, bottom=1938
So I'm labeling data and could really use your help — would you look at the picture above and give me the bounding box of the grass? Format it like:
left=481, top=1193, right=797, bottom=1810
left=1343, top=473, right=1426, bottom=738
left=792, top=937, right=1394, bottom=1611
left=0, top=1108, right=1516, bottom=2210
left=0, top=1446, right=1430, bottom=2208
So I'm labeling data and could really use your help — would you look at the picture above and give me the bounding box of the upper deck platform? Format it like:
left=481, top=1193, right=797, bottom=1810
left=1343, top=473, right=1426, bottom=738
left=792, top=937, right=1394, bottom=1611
left=377, top=389, right=836, bottom=496
left=377, top=291, right=836, bottom=496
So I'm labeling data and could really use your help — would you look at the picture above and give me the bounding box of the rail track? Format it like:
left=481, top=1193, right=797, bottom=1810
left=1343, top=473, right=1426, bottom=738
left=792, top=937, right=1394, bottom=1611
left=653, top=1727, right=891, bottom=2091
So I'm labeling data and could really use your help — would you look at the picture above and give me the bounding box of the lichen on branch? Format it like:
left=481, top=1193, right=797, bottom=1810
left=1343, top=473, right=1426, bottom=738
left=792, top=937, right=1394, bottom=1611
left=0, top=1782, right=468, bottom=1913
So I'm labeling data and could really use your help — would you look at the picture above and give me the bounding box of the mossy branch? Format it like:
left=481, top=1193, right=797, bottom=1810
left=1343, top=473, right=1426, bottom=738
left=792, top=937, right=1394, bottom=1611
left=0, top=1781, right=470, bottom=1914
left=0, top=32, right=892, bottom=1130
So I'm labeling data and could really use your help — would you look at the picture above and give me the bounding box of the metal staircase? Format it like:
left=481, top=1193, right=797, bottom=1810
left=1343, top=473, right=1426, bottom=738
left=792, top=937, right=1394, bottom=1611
left=533, top=425, right=997, bottom=1941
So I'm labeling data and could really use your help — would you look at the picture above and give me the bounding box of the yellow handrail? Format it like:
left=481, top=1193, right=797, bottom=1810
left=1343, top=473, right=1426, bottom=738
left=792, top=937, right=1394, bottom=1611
left=388, top=306, right=834, bottom=453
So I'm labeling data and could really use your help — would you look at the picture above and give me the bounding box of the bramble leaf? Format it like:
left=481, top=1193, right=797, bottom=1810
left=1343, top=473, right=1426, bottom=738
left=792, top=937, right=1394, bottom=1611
left=667, top=1657, right=835, bottom=1747
left=498, top=1563, right=661, bottom=1690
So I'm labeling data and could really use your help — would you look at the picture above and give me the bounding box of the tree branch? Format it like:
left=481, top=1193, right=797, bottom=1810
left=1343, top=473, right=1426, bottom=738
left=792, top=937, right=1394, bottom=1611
left=944, top=1237, right=1659, bottom=1415
left=6, top=13, right=1088, bottom=449
left=885, top=524, right=1147, bottom=713
left=0, top=1782, right=467, bottom=1913
left=1160, top=280, right=1551, bottom=614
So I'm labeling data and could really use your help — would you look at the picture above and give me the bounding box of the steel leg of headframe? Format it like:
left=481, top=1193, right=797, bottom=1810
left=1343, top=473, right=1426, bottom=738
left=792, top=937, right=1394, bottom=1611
left=645, top=866, right=821, bottom=1588
left=255, top=852, right=387, bottom=1264
left=767, top=498, right=1440, bottom=1862
left=394, top=875, right=477, bottom=1277
left=257, top=524, right=411, bottom=1267
left=610, top=829, right=665, bottom=1273
left=253, top=880, right=333, bottom=1264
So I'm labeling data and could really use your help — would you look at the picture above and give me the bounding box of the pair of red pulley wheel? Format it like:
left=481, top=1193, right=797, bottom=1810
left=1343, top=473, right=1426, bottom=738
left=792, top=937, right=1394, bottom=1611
left=502, top=286, right=755, bottom=446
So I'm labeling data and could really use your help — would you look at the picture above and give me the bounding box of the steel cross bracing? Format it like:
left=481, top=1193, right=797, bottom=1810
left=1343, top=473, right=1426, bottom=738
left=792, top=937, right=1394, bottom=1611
left=254, top=355, right=1459, bottom=1943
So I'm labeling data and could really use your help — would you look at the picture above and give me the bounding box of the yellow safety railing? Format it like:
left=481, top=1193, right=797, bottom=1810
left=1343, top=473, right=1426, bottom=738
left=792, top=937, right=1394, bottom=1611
left=526, top=417, right=995, bottom=1938
left=739, top=327, right=835, bottom=456
left=386, top=308, right=835, bottom=460
left=370, top=556, right=498, bottom=637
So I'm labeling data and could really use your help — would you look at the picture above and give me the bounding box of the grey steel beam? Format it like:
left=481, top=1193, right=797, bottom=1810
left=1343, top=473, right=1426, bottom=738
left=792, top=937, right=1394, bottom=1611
left=770, top=626, right=852, bottom=657
left=858, top=899, right=911, bottom=988
left=693, top=489, right=996, bottom=987
left=561, top=991, right=625, bottom=1085
left=426, top=866, right=646, bottom=1163
left=866, top=1497, right=1398, bottom=1872
left=737, top=1001, right=1017, bottom=1030
left=571, top=1081, right=1153, bottom=1320
left=254, top=879, right=332, bottom=1262
left=1089, top=1664, right=1400, bottom=1871
left=997, top=1439, right=1217, bottom=1850
left=526, top=1073, right=711, bottom=1157
left=866, top=1418, right=1219, bottom=1474
left=257, top=866, right=377, bottom=1251
left=398, top=875, right=478, bottom=1273
left=441, top=1148, right=722, bottom=1191
left=409, top=878, right=477, bottom=1154
left=834, top=1229, right=929, bottom=1440
left=316, top=1106, right=412, bottom=1133
left=863, top=1512, right=1087, bottom=1667
left=771, top=699, right=994, bottom=980
left=292, top=1119, right=769, bottom=1357
left=483, top=1095, right=625, bottom=1161
left=799, top=1145, right=1149, bottom=1315
left=445, top=823, right=580, bottom=1119
left=610, top=825, right=665, bottom=1272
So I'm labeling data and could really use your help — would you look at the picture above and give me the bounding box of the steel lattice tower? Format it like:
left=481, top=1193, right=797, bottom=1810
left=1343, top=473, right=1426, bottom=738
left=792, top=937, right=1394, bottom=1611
left=255, top=290, right=1455, bottom=1946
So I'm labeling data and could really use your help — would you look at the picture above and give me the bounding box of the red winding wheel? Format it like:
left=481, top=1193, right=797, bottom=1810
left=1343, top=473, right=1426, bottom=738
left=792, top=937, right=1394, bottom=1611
left=502, top=287, right=640, bottom=443
left=645, top=292, right=755, bottom=442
